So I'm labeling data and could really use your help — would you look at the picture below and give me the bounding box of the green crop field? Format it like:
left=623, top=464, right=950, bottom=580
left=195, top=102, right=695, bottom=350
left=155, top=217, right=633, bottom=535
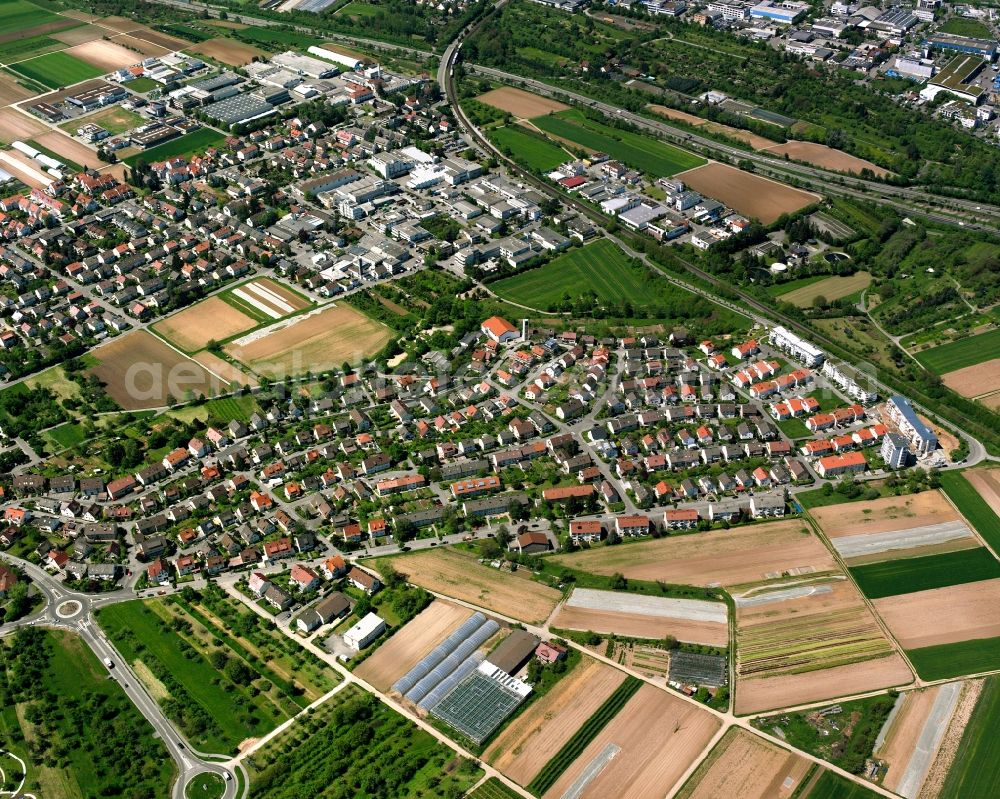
left=124, top=128, right=227, bottom=166
left=9, top=50, right=102, bottom=89
left=0, top=33, right=65, bottom=63
left=531, top=108, right=705, bottom=177
left=468, top=777, right=523, bottom=799
left=807, top=769, right=880, bottom=799
left=97, top=592, right=336, bottom=753
left=0, top=0, right=63, bottom=36
left=907, top=635, right=1000, bottom=681
left=233, top=25, right=319, bottom=49
left=0, top=628, right=174, bottom=798
left=940, top=470, right=1000, bottom=552
left=246, top=685, right=482, bottom=798
left=766, top=274, right=826, bottom=297
left=849, top=547, right=1000, bottom=599
left=489, top=124, right=567, bottom=171
left=528, top=676, right=642, bottom=796
left=939, top=676, right=1000, bottom=798
left=491, top=239, right=646, bottom=308
left=914, top=328, right=1000, bottom=374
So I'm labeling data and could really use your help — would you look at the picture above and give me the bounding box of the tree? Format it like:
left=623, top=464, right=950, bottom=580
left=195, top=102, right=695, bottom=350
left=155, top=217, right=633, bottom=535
left=609, top=572, right=627, bottom=590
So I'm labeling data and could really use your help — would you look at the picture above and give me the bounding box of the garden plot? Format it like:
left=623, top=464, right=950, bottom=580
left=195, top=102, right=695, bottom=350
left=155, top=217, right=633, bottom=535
left=552, top=587, right=728, bottom=647
left=735, top=576, right=911, bottom=714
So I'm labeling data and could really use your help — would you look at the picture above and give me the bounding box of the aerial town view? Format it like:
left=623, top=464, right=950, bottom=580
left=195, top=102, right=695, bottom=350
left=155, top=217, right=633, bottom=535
left=0, top=0, right=999, bottom=796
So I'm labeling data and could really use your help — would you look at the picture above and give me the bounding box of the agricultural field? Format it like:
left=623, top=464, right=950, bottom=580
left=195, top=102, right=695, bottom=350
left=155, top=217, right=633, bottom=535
left=0, top=0, right=67, bottom=38
left=553, top=520, right=834, bottom=588
left=97, top=591, right=337, bottom=753
left=937, top=676, right=1000, bottom=798
left=735, top=576, right=912, bottom=714
left=0, top=628, right=174, bottom=799
left=940, top=469, right=1000, bottom=552
left=874, top=577, right=1000, bottom=656
left=675, top=162, right=819, bottom=224
left=774, top=271, right=872, bottom=308
left=485, top=656, right=627, bottom=786
left=153, top=296, right=260, bottom=353
left=491, top=239, right=647, bottom=308
left=875, top=682, right=963, bottom=797
left=551, top=587, right=728, bottom=646
left=476, top=86, right=568, bottom=118
left=849, top=548, right=1000, bottom=599
left=377, top=548, right=562, bottom=625
left=648, top=104, right=778, bottom=149
left=225, top=303, right=392, bottom=378
left=675, top=728, right=812, bottom=799
left=806, top=770, right=881, bottom=799
left=60, top=105, right=144, bottom=136
left=8, top=50, right=103, bottom=89
left=761, top=141, right=891, bottom=177
left=531, top=108, right=705, bottom=177
left=355, top=600, right=472, bottom=691
left=189, top=37, right=267, bottom=66
left=164, top=393, right=259, bottom=425
left=64, top=38, right=138, bottom=71
left=88, top=330, right=219, bottom=409
left=193, top=351, right=258, bottom=388
left=123, top=128, right=226, bottom=166
left=915, top=328, right=1000, bottom=374
left=941, top=358, right=1000, bottom=406
left=488, top=124, right=568, bottom=172
left=245, top=685, right=483, bottom=799
left=30, top=130, right=102, bottom=169
left=538, top=682, right=719, bottom=799
left=468, top=778, right=523, bottom=799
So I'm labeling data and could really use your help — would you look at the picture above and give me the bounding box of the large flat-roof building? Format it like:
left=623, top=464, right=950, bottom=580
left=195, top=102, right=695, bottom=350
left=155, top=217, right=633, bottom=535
left=924, top=33, right=998, bottom=60
left=769, top=326, right=825, bottom=367
left=204, top=92, right=276, bottom=126
left=750, top=0, right=808, bottom=24
left=270, top=51, right=338, bottom=79
left=885, top=395, right=938, bottom=455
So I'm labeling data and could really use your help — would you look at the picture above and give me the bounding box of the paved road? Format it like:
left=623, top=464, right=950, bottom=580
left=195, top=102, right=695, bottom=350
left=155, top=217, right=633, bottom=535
left=0, top=555, right=242, bottom=799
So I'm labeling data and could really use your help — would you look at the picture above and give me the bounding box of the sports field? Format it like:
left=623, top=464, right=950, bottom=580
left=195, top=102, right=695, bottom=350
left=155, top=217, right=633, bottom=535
left=939, top=676, right=1000, bottom=797
left=914, top=327, right=1000, bottom=374
left=489, top=124, right=567, bottom=171
left=8, top=50, right=103, bottom=89
left=531, top=109, right=705, bottom=177
left=849, top=547, right=1000, bottom=599
left=491, top=239, right=645, bottom=308
left=60, top=105, right=144, bottom=136
left=123, top=128, right=226, bottom=166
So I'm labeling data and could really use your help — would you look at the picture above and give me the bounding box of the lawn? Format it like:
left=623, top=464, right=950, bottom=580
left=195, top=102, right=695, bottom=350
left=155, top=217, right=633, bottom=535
left=937, top=16, right=993, bottom=39
left=0, top=628, right=174, bottom=799
left=43, top=421, right=86, bottom=450
left=531, top=108, right=705, bottom=177
left=914, top=328, right=1000, bottom=374
left=489, top=124, right=567, bottom=171
left=776, top=416, right=812, bottom=440
left=939, top=676, right=1000, bottom=798
left=97, top=593, right=335, bottom=754
left=849, top=547, right=1000, bottom=599
left=60, top=106, right=145, bottom=135
left=8, top=50, right=103, bottom=89
left=907, top=635, right=1000, bottom=681
left=166, top=394, right=258, bottom=425
left=491, top=239, right=646, bottom=308
left=940, top=470, right=1000, bottom=552
left=246, top=685, right=483, bottom=798
left=123, top=127, right=226, bottom=166
left=185, top=772, right=226, bottom=799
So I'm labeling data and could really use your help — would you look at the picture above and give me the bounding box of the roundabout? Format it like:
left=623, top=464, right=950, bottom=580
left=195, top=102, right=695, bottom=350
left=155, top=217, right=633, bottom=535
left=55, top=600, right=83, bottom=620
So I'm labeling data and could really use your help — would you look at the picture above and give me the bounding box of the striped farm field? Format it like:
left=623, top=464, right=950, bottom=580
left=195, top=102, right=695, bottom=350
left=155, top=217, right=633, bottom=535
left=849, top=547, right=1000, bottom=600
left=8, top=50, right=103, bottom=89
left=774, top=271, right=871, bottom=308
left=915, top=328, right=1000, bottom=374
left=491, top=239, right=644, bottom=308
left=218, top=278, right=312, bottom=324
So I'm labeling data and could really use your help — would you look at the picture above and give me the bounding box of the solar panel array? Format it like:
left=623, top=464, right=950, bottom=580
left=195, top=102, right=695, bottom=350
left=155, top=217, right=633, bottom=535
left=393, top=612, right=490, bottom=695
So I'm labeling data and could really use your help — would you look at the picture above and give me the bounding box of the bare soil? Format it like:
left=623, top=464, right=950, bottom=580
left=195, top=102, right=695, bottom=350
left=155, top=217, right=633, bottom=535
left=673, top=162, right=819, bottom=224
left=153, top=296, right=258, bottom=352
left=0, top=108, right=48, bottom=144
left=477, top=87, right=569, bottom=119
left=32, top=130, right=103, bottom=169
left=543, top=684, right=720, bottom=799
left=190, top=38, right=267, bottom=67
left=942, top=358, right=1000, bottom=401
left=648, top=105, right=777, bottom=150
left=553, top=521, right=833, bottom=588
left=810, top=491, right=960, bottom=538
left=762, top=141, right=891, bottom=177
left=874, top=577, right=1000, bottom=649
left=551, top=605, right=728, bottom=647
left=964, top=468, right=1000, bottom=518
left=879, top=686, right=944, bottom=795
left=356, top=600, right=472, bottom=692
left=66, top=39, right=141, bottom=71
left=485, top=656, right=626, bottom=785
